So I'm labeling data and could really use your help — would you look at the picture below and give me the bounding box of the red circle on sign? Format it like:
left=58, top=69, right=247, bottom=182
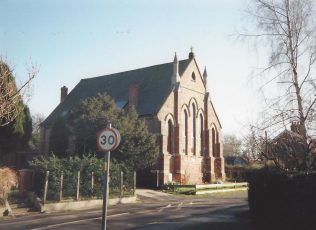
left=97, top=128, right=119, bottom=152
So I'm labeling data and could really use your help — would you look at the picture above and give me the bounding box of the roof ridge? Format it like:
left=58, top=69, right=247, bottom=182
left=42, top=57, right=191, bottom=126
left=81, top=59, right=189, bottom=81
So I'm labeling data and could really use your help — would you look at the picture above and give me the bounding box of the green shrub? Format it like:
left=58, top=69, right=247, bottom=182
left=29, top=154, right=133, bottom=201
left=246, top=168, right=316, bottom=224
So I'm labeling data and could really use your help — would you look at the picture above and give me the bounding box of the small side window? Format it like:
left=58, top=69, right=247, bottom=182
left=191, top=72, right=196, bottom=81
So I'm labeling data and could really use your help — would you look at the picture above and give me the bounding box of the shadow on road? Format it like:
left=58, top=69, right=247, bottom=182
left=178, top=208, right=316, bottom=230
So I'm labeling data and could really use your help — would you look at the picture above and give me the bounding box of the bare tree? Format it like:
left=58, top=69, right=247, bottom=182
left=0, top=167, right=18, bottom=215
left=223, top=134, right=242, bottom=156
left=242, top=0, right=316, bottom=170
left=0, top=58, right=37, bottom=127
left=32, top=113, right=45, bottom=133
left=241, top=125, right=265, bottom=164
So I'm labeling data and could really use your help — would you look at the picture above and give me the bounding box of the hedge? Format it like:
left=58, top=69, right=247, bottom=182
left=246, top=168, right=316, bottom=224
left=29, top=154, right=133, bottom=201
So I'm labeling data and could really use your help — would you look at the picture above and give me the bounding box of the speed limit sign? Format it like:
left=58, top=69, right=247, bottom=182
left=97, top=124, right=121, bottom=230
left=97, top=128, right=121, bottom=152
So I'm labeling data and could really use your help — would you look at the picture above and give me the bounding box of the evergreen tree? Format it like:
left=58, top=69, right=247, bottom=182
left=115, top=106, right=158, bottom=171
left=0, top=103, right=33, bottom=158
left=51, top=93, right=159, bottom=171
left=0, top=59, right=34, bottom=159
left=0, top=59, right=36, bottom=127
left=70, top=93, right=120, bottom=155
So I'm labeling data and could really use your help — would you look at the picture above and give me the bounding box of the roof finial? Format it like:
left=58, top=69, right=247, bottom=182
left=203, top=66, right=208, bottom=78
left=174, top=52, right=178, bottom=62
left=189, top=46, right=195, bottom=59
left=203, top=66, right=208, bottom=92
left=172, top=52, right=180, bottom=84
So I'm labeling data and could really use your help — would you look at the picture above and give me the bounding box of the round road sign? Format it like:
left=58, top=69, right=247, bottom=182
left=97, top=128, right=121, bottom=152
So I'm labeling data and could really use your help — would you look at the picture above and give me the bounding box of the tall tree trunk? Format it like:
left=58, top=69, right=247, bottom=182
left=285, top=0, right=307, bottom=139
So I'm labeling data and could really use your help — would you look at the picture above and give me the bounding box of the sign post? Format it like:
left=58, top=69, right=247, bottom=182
left=97, top=123, right=121, bottom=230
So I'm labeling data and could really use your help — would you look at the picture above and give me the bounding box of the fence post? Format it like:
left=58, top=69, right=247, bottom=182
left=59, top=171, right=63, bottom=201
left=156, top=170, right=159, bottom=188
left=120, top=171, right=123, bottom=198
left=43, top=171, right=49, bottom=205
left=76, top=171, right=80, bottom=201
left=133, top=171, right=136, bottom=196
left=91, top=172, right=94, bottom=195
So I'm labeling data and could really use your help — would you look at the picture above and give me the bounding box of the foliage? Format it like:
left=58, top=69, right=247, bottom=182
left=64, top=93, right=159, bottom=171
left=114, top=106, right=158, bottom=171
left=0, top=59, right=34, bottom=157
left=0, top=58, right=36, bottom=127
left=0, top=104, right=33, bottom=158
left=0, top=167, right=18, bottom=204
left=69, top=93, right=119, bottom=155
left=246, top=168, right=316, bottom=224
left=49, top=117, right=70, bottom=158
left=29, top=113, right=45, bottom=151
left=29, top=132, right=40, bottom=151
left=29, top=154, right=132, bottom=200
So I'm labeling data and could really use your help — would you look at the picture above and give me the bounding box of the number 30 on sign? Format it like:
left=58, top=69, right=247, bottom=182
left=97, top=128, right=121, bottom=152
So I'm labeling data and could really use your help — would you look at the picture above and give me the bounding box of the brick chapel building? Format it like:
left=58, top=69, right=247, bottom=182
left=40, top=50, right=226, bottom=184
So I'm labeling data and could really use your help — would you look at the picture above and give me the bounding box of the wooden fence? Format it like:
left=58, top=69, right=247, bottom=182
left=42, top=170, right=136, bottom=204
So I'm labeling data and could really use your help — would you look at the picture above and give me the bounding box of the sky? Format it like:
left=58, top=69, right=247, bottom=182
left=0, top=0, right=264, bottom=136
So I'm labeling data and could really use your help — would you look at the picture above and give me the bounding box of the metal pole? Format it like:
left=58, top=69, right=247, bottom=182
left=102, top=151, right=110, bottom=230
left=133, top=171, right=136, bottom=196
left=156, top=170, right=159, bottom=188
left=102, top=122, right=111, bottom=230
left=120, top=171, right=123, bottom=198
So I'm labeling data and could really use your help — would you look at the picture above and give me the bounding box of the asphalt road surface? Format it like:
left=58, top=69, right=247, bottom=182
left=0, top=190, right=249, bottom=230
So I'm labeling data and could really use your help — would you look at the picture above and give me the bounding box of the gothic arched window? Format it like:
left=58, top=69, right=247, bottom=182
left=212, top=128, right=216, bottom=157
left=191, top=104, right=196, bottom=155
left=199, top=114, right=204, bottom=156
left=182, top=110, right=188, bottom=155
left=167, top=119, right=173, bottom=154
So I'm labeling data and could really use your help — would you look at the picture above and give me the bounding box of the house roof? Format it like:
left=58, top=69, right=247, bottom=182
left=43, top=59, right=191, bottom=126
left=225, top=156, right=247, bottom=166
left=271, top=129, right=304, bottom=143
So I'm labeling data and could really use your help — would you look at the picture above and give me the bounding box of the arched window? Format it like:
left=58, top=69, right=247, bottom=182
left=182, top=110, right=188, bottom=155
left=199, top=114, right=203, bottom=156
left=216, top=130, right=220, bottom=157
left=191, top=104, right=196, bottom=155
left=212, top=128, right=216, bottom=157
left=167, top=119, right=173, bottom=154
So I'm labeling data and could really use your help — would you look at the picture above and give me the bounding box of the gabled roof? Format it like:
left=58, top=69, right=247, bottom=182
left=271, top=129, right=304, bottom=143
left=43, top=59, right=191, bottom=126
left=225, top=156, right=247, bottom=166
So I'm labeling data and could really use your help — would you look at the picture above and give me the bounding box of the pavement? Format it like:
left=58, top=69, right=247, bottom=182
left=135, top=189, right=176, bottom=202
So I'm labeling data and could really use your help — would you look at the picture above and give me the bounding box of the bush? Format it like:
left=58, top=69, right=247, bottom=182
left=246, top=168, right=316, bottom=224
left=0, top=167, right=18, bottom=204
left=29, top=154, right=133, bottom=201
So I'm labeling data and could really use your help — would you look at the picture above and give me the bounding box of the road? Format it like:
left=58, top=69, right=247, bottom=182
left=0, top=190, right=250, bottom=230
